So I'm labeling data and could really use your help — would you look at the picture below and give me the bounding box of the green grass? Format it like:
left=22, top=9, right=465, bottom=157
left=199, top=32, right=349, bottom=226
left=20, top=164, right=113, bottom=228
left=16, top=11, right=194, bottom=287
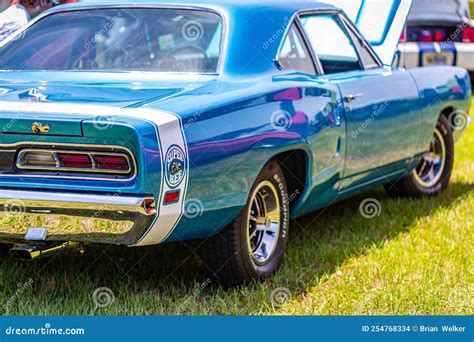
left=1, top=103, right=473, bottom=316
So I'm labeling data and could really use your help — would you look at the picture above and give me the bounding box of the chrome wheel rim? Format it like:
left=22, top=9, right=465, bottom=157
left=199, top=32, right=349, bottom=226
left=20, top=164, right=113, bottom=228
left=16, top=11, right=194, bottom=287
left=247, top=181, right=281, bottom=266
left=413, top=128, right=446, bottom=188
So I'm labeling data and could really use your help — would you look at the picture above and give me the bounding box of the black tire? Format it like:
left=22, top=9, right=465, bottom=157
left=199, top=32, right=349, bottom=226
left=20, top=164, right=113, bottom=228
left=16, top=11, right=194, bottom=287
left=200, top=159, right=290, bottom=286
left=385, top=115, right=454, bottom=198
left=0, top=243, right=10, bottom=258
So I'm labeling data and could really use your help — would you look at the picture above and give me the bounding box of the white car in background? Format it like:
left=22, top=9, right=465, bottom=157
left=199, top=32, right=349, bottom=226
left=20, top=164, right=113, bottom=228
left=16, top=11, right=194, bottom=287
left=395, top=0, right=474, bottom=84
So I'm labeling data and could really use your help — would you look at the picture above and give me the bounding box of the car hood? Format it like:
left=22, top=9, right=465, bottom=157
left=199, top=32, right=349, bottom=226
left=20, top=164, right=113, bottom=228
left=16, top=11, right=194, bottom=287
left=320, top=0, right=413, bottom=66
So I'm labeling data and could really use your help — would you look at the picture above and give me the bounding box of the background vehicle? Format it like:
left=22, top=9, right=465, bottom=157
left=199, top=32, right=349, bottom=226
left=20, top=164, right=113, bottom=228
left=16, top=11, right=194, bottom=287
left=0, top=0, right=76, bottom=11
left=0, top=0, right=471, bottom=285
left=395, top=0, right=474, bottom=84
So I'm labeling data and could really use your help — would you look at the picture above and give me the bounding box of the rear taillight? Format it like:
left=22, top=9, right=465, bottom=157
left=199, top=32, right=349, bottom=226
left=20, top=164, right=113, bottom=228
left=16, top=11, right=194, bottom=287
left=17, top=149, right=132, bottom=175
left=93, top=155, right=130, bottom=171
left=419, top=30, right=433, bottom=42
left=57, top=153, right=93, bottom=169
left=434, top=30, right=446, bottom=42
left=463, top=27, right=474, bottom=42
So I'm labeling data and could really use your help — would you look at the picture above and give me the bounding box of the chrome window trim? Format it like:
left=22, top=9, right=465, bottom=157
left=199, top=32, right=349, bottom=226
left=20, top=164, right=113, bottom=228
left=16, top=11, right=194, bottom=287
left=0, top=142, right=138, bottom=182
left=296, top=9, right=383, bottom=75
left=338, top=12, right=383, bottom=69
left=0, top=4, right=228, bottom=75
left=274, top=10, right=328, bottom=76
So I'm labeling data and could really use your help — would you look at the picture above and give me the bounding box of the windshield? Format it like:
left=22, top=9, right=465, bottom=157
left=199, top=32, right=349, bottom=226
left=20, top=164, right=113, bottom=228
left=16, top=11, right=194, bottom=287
left=0, top=8, right=223, bottom=73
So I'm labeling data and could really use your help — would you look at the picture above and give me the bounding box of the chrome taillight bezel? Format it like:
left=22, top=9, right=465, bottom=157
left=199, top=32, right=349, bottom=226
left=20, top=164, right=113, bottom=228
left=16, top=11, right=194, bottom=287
left=16, top=148, right=133, bottom=176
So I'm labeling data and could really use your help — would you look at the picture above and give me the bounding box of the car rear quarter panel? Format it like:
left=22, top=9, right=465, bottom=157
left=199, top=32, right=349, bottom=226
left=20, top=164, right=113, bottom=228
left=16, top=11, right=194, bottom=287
left=407, top=66, right=472, bottom=147
left=150, top=76, right=342, bottom=242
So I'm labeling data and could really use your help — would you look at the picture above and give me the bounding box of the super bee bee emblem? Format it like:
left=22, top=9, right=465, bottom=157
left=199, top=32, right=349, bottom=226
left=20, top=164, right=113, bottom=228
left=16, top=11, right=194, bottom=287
left=31, top=122, right=50, bottom=134
left=171, top=163, right=182, bottom=173
left=165, top=145, right=186, bottom=188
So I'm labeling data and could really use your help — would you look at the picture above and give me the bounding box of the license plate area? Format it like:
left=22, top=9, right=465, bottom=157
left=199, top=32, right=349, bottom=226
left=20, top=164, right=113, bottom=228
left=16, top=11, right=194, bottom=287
left=422, top=52, right=454, bottom=66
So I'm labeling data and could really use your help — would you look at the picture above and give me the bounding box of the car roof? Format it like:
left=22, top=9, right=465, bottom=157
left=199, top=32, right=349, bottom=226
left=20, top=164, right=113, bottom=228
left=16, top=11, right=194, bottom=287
left=68, top=0, right=337, bottom=14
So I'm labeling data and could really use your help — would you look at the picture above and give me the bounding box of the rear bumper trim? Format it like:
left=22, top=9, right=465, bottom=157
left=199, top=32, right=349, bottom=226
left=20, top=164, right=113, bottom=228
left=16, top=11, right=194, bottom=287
left=0, top=190, right=155, bottom=216
left=0, top=190, right=157, bottom=245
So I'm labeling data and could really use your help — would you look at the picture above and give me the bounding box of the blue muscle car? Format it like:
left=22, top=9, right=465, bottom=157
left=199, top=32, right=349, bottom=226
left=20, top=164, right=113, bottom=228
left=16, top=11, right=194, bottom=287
left=0, top=0, right=471, bottom=285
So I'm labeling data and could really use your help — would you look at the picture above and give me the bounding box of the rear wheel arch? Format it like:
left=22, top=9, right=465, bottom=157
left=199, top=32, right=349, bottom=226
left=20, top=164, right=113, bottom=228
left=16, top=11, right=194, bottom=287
left=439, top=105, right=457, bottom=134
left=271, top=149, right=309, bottom=210
left=440, top=106, right=455, bottom=120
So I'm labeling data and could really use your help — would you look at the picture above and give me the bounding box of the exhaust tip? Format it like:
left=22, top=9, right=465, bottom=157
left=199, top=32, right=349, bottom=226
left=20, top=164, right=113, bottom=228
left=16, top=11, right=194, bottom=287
left=10, top=247, right=36, bottom=261
left=9, top=242, right=83, bottom=261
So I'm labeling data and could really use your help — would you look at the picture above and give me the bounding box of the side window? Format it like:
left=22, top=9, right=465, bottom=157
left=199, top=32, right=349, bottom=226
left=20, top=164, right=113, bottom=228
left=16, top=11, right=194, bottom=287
left=356, top=44, right=380, bottom=69
left=300, top=14, right=362, bottom=74
left=278, top=23, right=316, bottom=74
left=344, top=23, right=380, bottom=69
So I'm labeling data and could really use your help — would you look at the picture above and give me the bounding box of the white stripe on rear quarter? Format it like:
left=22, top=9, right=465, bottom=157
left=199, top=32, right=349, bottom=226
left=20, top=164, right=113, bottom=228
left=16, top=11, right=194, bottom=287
left=0, top=101, right=189, bottom=246
left=134, top=114, right=189, bottom=246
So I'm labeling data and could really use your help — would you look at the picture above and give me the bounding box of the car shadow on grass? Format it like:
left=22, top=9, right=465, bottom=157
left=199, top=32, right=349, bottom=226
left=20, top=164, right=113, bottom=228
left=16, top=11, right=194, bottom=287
left=0, top=181, right=472, bottom=314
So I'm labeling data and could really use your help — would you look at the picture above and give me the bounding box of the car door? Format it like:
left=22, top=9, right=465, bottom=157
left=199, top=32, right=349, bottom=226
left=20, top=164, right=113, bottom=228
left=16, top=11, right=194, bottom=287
left=299, top=12, right=422, bottom=189
left=274, top=23, right=347, bottom=214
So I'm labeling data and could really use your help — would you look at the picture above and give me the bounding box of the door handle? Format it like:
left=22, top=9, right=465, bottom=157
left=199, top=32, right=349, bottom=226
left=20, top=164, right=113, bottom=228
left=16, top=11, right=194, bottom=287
left=344, top=93, right=363, bottom=103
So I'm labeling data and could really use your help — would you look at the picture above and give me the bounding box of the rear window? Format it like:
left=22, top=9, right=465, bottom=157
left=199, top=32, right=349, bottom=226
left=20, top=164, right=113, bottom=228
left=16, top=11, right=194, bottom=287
left=0, top=8, right=223, bottom=73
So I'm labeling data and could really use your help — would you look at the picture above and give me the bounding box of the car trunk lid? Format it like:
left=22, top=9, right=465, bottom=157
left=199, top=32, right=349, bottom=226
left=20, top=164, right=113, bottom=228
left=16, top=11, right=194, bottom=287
left=0, top=71, right=206, bottom=136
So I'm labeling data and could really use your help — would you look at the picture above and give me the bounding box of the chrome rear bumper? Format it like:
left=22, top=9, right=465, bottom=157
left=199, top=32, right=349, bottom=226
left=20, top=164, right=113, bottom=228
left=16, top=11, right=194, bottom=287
left=0, top=190, right=156, bottom=245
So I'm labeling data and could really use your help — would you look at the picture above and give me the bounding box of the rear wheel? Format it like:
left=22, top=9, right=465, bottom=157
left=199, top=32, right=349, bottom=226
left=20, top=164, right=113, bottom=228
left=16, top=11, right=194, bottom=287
left=200, top=160, right=290, bottom=286
left=385, top=115, right=454, bottom=198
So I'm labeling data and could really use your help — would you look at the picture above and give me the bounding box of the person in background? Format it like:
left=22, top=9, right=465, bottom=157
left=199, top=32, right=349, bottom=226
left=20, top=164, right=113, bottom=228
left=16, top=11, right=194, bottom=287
left=0, top=0, right=52, bottom=43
